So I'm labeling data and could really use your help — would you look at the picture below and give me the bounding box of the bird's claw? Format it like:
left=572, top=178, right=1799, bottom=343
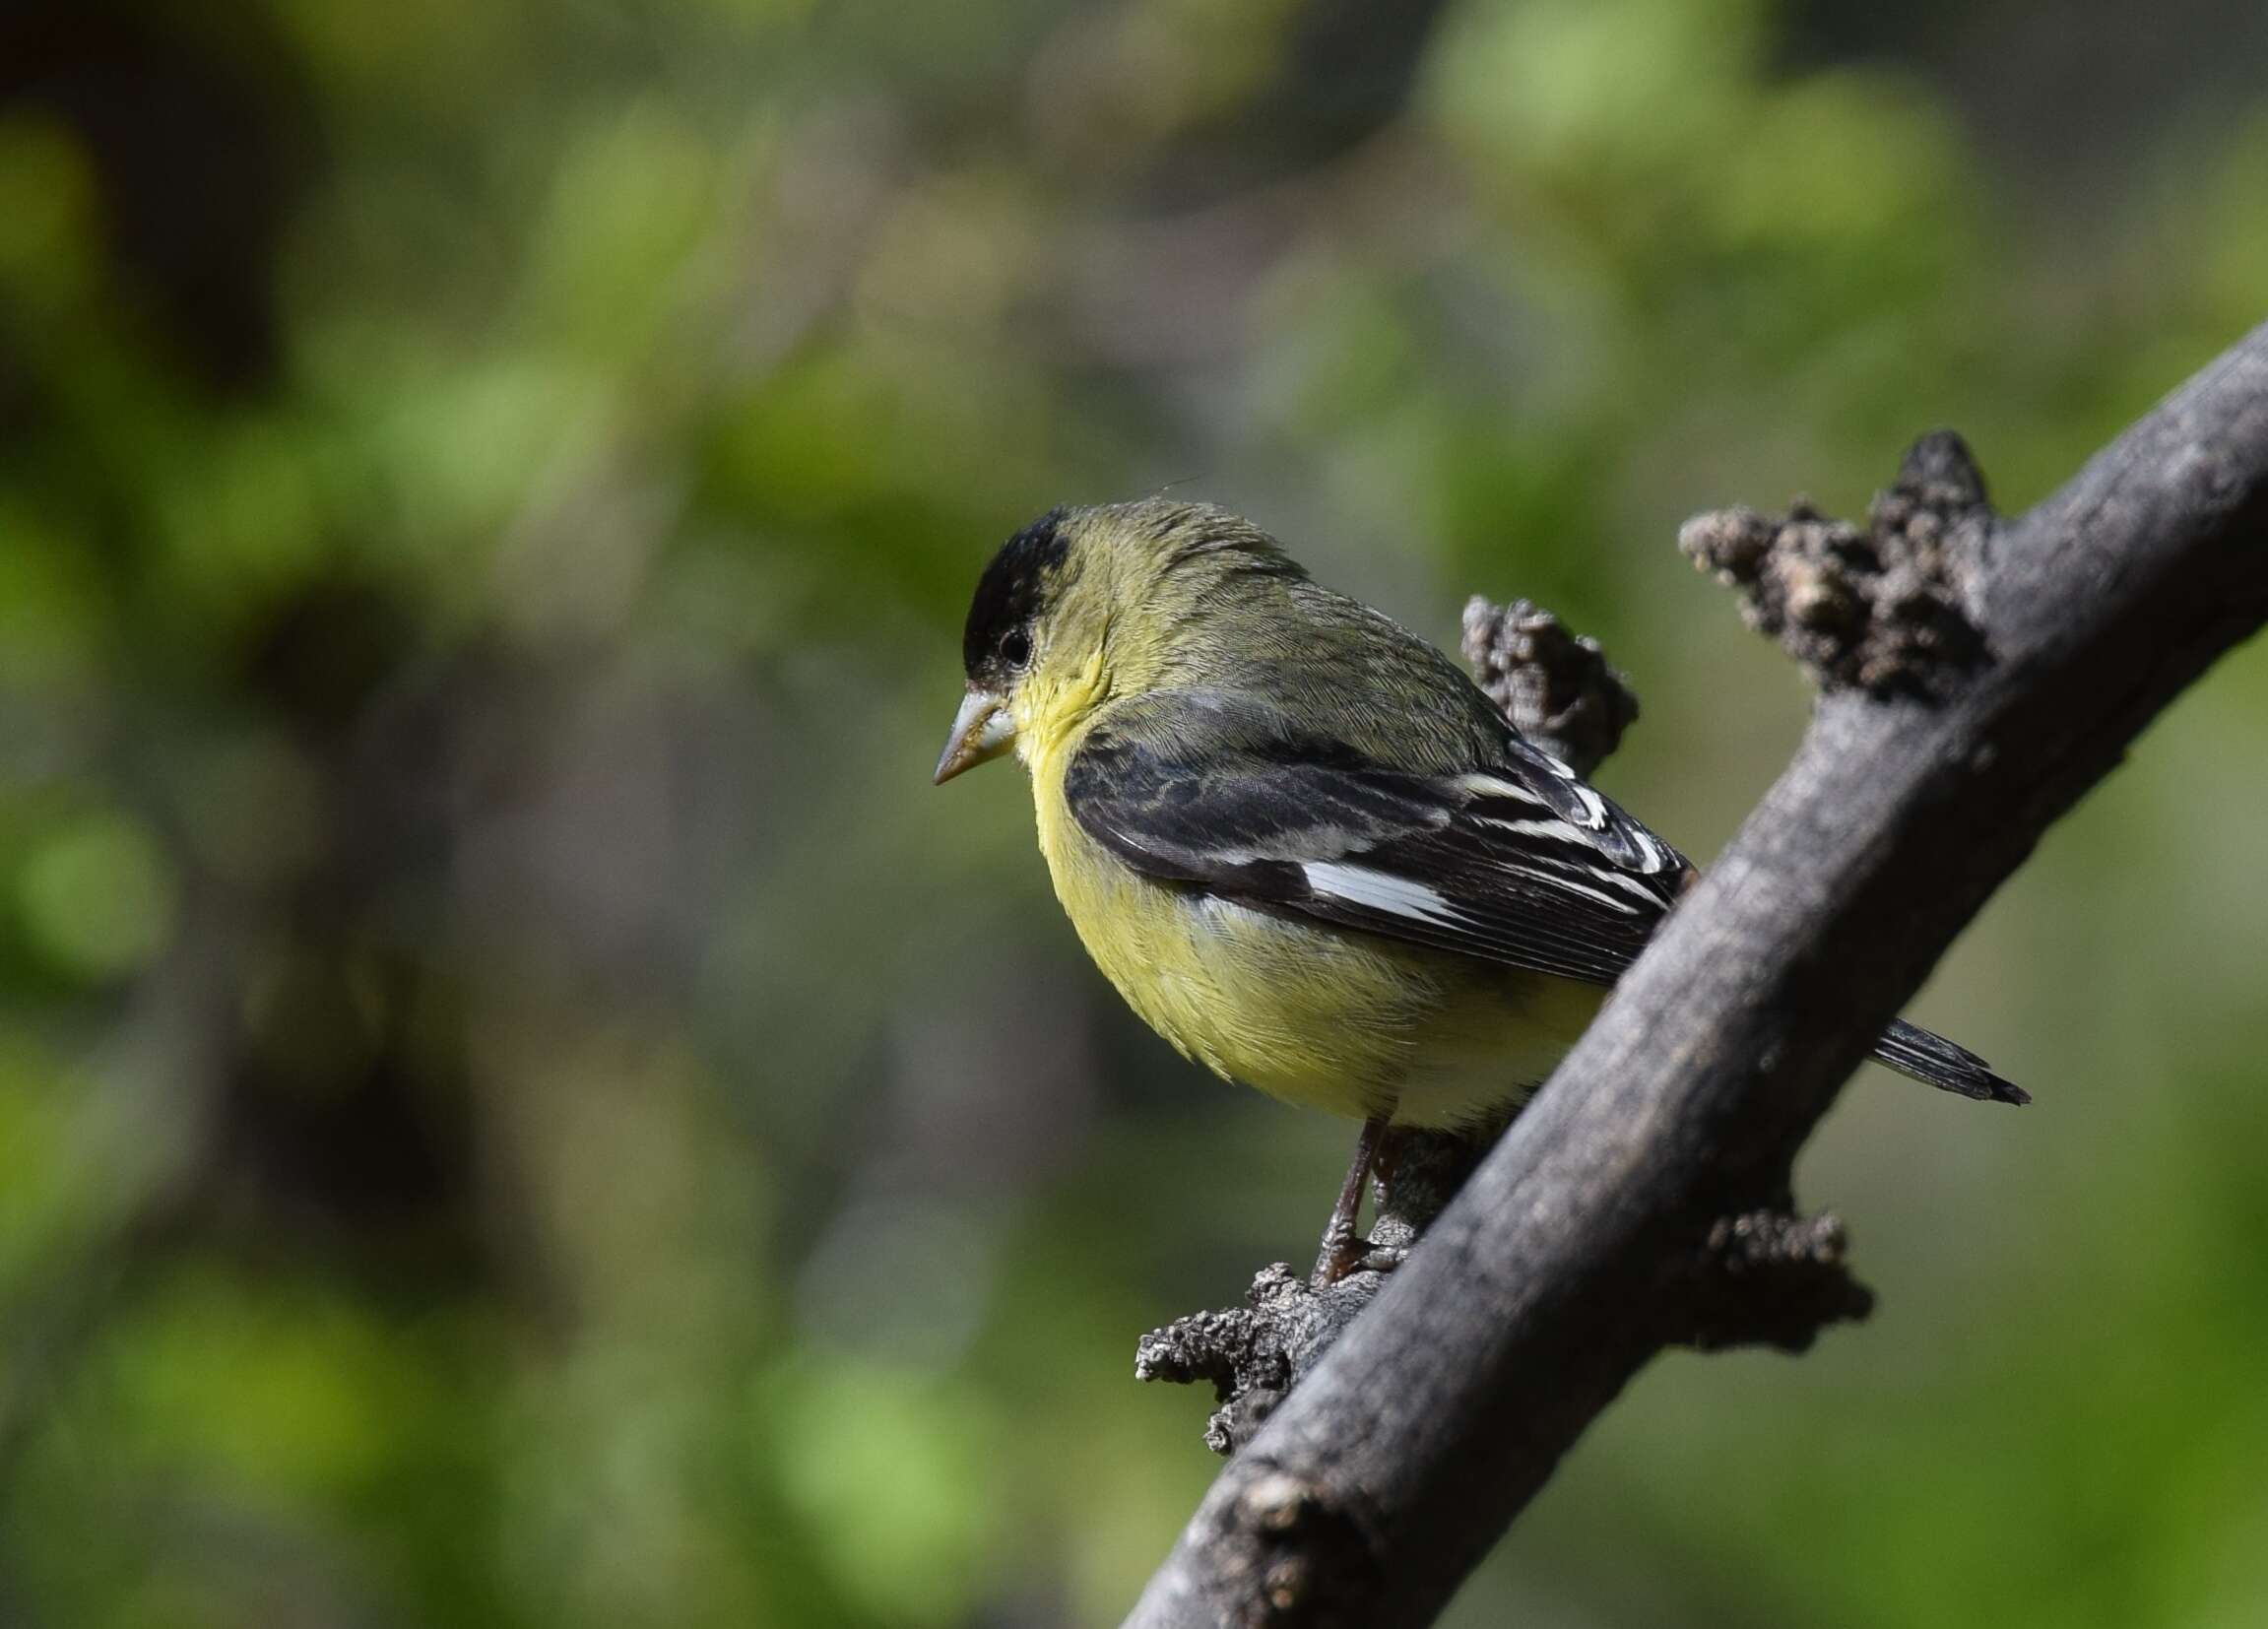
left=1312, top=1234, right=1405, bottom=1286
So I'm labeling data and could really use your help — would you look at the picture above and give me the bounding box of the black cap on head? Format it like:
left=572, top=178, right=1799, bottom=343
left=962, top=507, right=1069, bottom=683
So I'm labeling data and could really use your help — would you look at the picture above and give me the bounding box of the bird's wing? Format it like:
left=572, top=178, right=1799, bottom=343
left=1064, top=690, right=1693, bottom=986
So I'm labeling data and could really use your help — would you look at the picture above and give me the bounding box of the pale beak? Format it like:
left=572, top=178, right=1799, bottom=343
left=933, top=687, right=1015, bottom=784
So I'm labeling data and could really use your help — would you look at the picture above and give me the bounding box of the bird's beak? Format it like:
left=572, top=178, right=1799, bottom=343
left=933, top=686, right=1015, bottom=784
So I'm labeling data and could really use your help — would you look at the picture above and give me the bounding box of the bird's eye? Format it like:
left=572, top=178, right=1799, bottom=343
left=1001, top=628, right=1032, bottom=669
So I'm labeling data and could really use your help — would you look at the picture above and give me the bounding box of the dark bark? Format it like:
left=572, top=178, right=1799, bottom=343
left=1125, top=317, right=2268, bottom=1628
left=1458, top=597, right=1641, bottom=778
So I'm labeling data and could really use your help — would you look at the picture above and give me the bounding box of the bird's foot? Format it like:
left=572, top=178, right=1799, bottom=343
left=1312, top=1228, right=1360, bottom=1287
left=1311, top=1233, right=1405, bottom=1286
left=1312, top=1113, right=1393, bottom=1286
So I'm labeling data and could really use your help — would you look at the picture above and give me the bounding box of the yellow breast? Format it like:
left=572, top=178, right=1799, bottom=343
left=1025, top=732, right=1599, bottom=1128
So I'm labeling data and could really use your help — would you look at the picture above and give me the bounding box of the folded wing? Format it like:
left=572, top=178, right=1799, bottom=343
left=1064, top=690, right=1693, bottom=986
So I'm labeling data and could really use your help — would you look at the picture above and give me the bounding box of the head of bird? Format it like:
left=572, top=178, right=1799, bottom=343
left=932, top=499, right=1300, bottom=784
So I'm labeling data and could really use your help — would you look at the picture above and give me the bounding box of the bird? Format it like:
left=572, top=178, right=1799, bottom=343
left=933, top=499, right=2025, bottom=1281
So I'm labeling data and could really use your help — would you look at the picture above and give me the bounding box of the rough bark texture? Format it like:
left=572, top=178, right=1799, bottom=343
left=1125, top=319, right=2268, bottom=1628
left=1678, top=428, right=1994, bottom=698
left=1136, top=1131, right=1514, bottom=1457
left=1459, top=597, right=1639, bottom=777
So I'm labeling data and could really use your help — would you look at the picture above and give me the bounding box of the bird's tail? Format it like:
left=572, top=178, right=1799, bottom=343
left=1871, top=1018, right=2030, bottom=1105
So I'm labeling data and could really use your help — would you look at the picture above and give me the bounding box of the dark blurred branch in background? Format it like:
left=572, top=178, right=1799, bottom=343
left=0, top=0, right=315, bottom=392
left=1128, top=318, right=2268, bottom=1627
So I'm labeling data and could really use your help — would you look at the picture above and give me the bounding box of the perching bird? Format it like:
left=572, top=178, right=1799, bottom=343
left=935, top=500, right=2025, bottom=1279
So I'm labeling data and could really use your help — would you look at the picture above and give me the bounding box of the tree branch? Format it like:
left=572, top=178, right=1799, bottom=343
left=1126, top=318, right=2268, bottom=1628
left=1459, top=596, right=1639, bottom=776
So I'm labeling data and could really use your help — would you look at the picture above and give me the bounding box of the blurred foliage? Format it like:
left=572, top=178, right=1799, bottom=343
left=1, top=0, right=2265, bottom=1625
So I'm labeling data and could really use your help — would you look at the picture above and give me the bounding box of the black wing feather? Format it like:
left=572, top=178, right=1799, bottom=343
left=1063, top=692, right=1691, bottom=987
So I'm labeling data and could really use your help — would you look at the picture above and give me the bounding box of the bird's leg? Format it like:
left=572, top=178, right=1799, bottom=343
left=1356, top=1127, right=1414, bottom=1273
left=1313, top=1113, right=1393, bottom=1285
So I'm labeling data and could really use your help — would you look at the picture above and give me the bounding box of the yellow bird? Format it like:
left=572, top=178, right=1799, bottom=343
left=935, top=500, right=2023, bottom=1278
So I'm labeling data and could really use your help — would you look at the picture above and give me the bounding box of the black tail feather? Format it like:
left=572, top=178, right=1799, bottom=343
left=1871, top=1018, right=2029, bottom=1105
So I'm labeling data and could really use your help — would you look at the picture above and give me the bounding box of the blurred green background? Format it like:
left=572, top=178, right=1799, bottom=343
left=3, top=0, right=2265, bottom=1624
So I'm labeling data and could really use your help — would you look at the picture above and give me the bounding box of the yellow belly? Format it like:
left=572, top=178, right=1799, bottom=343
left=1031, top=757, right=1602, bottom=1129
